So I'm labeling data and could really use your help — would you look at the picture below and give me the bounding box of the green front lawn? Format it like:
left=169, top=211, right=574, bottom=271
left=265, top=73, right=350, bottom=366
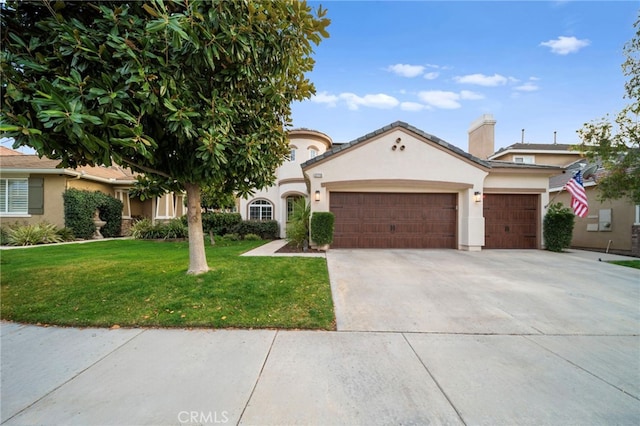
left=609, top=260, right=640, bottom=270
left=0, top=239, right=335, bottom=330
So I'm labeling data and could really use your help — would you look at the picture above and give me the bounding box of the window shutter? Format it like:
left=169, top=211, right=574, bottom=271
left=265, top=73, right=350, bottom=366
left=28, top=177, right=44, bottom=215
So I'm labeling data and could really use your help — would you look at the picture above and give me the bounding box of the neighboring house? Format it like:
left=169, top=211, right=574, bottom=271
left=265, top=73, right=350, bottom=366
left=239, top=128, right=333, bottom=238
left=0, top=147, right=185, bottom=234
left=489, top=141, right=639, bottom=256
left=242, top=115, right=562, bottom=250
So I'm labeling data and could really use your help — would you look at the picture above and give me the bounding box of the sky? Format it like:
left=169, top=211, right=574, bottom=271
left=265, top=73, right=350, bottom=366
left=2, top=1, right=637, bottom=155
left=291, top=0, right=638, bottom=152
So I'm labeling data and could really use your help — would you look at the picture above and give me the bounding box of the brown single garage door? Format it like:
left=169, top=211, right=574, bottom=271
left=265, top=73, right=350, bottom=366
left=330, top=192, right=457, bottom=248
left=483, top=194, right=538, bottom=249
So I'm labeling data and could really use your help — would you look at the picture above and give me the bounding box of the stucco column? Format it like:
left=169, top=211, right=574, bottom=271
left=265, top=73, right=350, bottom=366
left=460, top=188, right=485, bottom=251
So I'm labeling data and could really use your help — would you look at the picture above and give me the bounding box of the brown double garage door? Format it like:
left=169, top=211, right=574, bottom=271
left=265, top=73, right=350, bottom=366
left=330, top=192, right=538, bottom=249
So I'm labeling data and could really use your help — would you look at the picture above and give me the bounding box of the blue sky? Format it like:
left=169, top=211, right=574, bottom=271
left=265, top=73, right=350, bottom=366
left=291, top=0, right=638, bottom=151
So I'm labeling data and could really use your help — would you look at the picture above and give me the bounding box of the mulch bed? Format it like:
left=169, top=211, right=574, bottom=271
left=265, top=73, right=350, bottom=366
left=275, top=241, right=324, bottom=254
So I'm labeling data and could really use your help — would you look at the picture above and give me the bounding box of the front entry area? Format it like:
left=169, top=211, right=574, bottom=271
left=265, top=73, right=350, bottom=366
left=330, top=192, right=457, bottom=249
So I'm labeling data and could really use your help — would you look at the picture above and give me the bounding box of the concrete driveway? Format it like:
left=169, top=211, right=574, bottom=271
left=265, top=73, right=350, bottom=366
left=2, top=248, right=639, bottom=425
left=327, top=249, right=639, bottom=334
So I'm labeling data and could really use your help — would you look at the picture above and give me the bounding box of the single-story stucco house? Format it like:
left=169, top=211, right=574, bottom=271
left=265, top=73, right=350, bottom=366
left=241, top=115, right=563, bottom=250
left=0, top=146, right=185, bottom=234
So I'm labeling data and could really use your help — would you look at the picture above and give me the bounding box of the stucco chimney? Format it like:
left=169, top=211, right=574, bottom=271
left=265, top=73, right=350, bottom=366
left=468, top=114, right=496, bottom=159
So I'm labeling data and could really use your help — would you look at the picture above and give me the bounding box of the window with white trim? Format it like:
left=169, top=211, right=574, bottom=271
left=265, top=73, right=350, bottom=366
left=114, top=189, right=132, bottom=219
left=513, top=155, right=535, bottom=164
left=0, top=178, right=28, bottom=214
left=289, top=148, right=296, bottom=162
left=249, top=199, right=273, bottom=220
left=309, top=149, right=318, bottom=159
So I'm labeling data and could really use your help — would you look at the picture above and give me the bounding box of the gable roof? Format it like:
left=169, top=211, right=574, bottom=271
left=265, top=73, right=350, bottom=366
left=302, top=121, right=492, bottom=169
left=489, top=143, right=579, bottom=160
left=302, top=121, right=562, bottom=174
left=0, top=154, right=138, bottom=184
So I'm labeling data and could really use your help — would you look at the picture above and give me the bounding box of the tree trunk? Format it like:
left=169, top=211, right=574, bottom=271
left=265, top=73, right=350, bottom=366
left=184, top=182, right=209, bottom=275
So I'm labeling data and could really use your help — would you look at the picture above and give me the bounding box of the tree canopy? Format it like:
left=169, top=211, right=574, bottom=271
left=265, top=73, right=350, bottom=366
left=1, top=0, right=330, bottom=273
left=577, top=14, right=639, bottom=204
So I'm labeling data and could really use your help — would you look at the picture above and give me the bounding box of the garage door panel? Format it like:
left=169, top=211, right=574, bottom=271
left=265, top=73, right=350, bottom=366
left=483, top=194, right=538, bottom=249
left=330, top=192, right=457, bottom=249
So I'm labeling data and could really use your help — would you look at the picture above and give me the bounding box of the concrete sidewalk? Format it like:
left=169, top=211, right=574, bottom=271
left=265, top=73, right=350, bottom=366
left=2, top=322, right=639, bottom=425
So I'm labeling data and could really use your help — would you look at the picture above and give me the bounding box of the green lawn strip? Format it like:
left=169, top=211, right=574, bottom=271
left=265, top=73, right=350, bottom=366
left=608, top=260, right=640, bottom=270
left=1, top=239, right=335, bottom=330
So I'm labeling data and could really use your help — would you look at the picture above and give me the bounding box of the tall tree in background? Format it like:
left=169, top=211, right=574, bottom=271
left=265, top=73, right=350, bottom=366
left=577, top=14, right=639, bottom=204
left=1, top=0, right=329, bottom=274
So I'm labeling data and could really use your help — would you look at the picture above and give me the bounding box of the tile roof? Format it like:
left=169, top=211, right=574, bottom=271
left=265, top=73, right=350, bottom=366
left=0, top=154, right=138, bottom=183
left=302, top=121, right=563, bottom=173
left=490, top=143, right=577, bottom=158
left=302, top=121, right=492, bottom=169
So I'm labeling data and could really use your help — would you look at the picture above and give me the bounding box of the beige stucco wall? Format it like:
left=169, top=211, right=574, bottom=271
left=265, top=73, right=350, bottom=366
left=67, top=178, right=114, bottom=195
left=0, top=174, right=68, bottom=228
left=554, top=187, right=636, bottom=252
left=304, top=128, right=490, bottom=250
left=239, top=131, right=331, bottom=238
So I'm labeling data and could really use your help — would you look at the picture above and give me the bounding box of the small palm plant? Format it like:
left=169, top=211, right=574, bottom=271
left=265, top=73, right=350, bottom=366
left=286, top=198, right=310, bottom=249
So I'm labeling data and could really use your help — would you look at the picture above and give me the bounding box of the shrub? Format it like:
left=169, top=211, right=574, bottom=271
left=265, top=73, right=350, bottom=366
left=222, top=233, right=241, bottom=241
left=6, top=222, right=63, bottom=246
left=130, top=218, right=188, bottom=240
left=234, top=220, right=278, bottom=240
left=543, top=202, right=575, bottom=252
left=56, top=227, right=76, bottom=242
left=243, top=233, right=262, bottom=241
left=63, top=189, right=123, bottom=239
left=161, top=218, right=189, bottom=239
left=201, top=212, right=242, bottom=235
left=311, top=212, right=335, bottom=247
left=286, top=198, right=310, bottom=248
left=0, top=226, right=9, bottom=246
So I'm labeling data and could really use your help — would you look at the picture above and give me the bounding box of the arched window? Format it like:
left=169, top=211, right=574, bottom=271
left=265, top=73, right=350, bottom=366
left=249, top=199, right=273, bottom=221
left=289, top=145, right=298, bottom=162
left=308, top=145, right=319, bottom=159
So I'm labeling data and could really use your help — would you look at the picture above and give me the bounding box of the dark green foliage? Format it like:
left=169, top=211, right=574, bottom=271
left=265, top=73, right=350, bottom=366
left=311, top=212, right=335, bottom=246
left=63, top=189, right=123, bottom=239
left=0, top=227, right=9, bottom=245
left=56, top=227, right=76, bottom=242
left=543, top=203, right=575, bottom=252
left=130, top=218, right=188, bottom=240
left=286, top=198, right=310, bottom=248
left=234, top=220, right=279, bottom=240
left=201, top=212, right=242, bottom=236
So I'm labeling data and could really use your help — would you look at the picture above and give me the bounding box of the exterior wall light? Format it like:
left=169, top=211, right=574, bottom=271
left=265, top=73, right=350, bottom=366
left=474, top=191, right=482, bottom=203
left=315, top=190, right=321, bottom=202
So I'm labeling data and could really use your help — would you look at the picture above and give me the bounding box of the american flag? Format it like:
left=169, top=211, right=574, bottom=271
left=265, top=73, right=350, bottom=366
left=565, top=170, right=589, bottom=218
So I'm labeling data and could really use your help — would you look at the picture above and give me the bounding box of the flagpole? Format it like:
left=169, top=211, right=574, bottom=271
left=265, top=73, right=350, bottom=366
left=544, top=186, right=565, bottom=208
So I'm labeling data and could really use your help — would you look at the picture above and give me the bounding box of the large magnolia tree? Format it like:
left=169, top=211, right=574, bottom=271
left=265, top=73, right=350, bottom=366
left=577, top=14, right=639, bottom=204
left=1, top=0, right=329, bottom=274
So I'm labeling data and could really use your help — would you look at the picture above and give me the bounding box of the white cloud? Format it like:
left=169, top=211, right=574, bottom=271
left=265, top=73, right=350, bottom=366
left=423, top=72, right=439, bottom=80
left=418, top=91, right=462, bottom=109
left=514, top=82, right=539, bottom=92
left=540, top=36, right=590, bottom=55
left=310, top=91, right=339, bottom=107
left=454, top=73, right=510, bottom=86
left=400, top=102, right=429, bottom=112
left=387, top=64, right=425, bottom=78
left=339, top=92, right=400, bottom=110
left=460, top=90, right=484, bottom=100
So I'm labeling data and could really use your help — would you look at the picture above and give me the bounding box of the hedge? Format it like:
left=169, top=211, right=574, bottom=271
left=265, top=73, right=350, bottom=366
left=201, top=212, right=242, bottom=235
left=543, top=202, right=575, bottom=252
left=311, top=212, right=335, bottom=246
left=234, top=220, right=279, bottom=240
left=63, top=189, right=123, bottom=239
